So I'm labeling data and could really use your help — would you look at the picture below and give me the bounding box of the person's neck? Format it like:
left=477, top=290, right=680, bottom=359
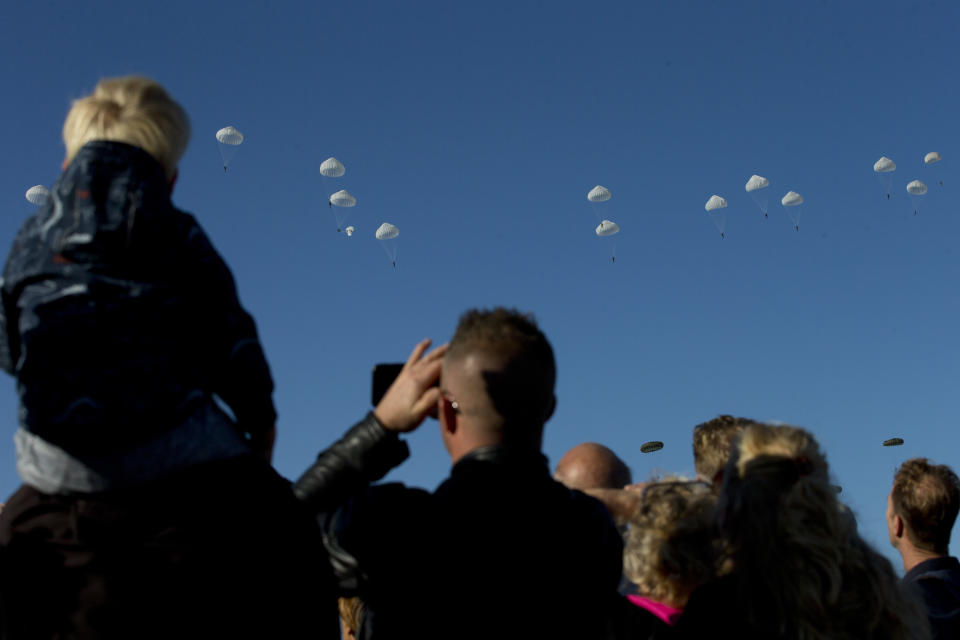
left=900, top=543, right=946, bottom=574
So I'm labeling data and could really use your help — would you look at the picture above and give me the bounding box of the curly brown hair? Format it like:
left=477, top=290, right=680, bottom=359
left=692, top=415, right=760, bottom=484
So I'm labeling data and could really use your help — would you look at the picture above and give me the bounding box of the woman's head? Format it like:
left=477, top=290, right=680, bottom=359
left=62, top=76, right=190, bottom=179
left=623, top=478, right=718, bottom=608
left=717, top=424, right=926, bottom=639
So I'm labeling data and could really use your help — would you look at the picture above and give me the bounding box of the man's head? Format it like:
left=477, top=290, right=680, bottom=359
left=63, top=76, right=190, bottom=180
left=439, top=308, right=556, bottom=458
left=887, top=458, right=960, bottom=556
left=692, top=415, right=759, bottom=488
left=554, top=443, right=632, bottom=490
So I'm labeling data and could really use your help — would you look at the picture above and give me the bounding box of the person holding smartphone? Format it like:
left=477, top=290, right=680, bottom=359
left=294, top=307, right=625, bottom=640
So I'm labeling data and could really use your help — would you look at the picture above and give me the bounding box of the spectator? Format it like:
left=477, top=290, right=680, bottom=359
left=692, top=415, right=759, bottom=490
left=294, top=308, right=624, bottom=640
left=554, top=442, right=637, bottom=597
left=0, top=76, right=335, bottom=638
left=554, top=442, right=633, bottom=491
left=338, top=597, right=366, bottom=640
left=674, top=424, right=929, bottom=640
left=887, top=458, right=960, bottom=639
left=622, top=478, right=719, bottom=625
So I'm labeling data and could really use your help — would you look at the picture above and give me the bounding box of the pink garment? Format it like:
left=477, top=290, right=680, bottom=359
left=626, top=595, right=683, bottom=626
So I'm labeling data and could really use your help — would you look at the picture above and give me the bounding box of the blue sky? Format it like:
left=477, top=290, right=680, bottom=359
left=1, top=0, right=958, bottom=570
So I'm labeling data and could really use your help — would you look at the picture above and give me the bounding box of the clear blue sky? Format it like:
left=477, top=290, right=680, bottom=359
left=1, top=0, right=957, bottom=570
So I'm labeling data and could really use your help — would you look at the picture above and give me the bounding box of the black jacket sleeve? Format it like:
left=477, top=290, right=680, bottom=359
left=292, top=412, right=410, bottom=513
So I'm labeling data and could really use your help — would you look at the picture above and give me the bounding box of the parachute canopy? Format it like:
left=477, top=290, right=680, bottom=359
left=587, top=185, right=611, bottom=202
left=320, top=157, right=346, bottom=178
left=345, top=226, right=355, bottom=237
left=596, top=220, right=619, bottom=236
left=873, top=157, right=896, bottom=173
left=216, top=126, right=244, bottom=145
left=924, top=152, right=942, bottom=165
left=330, top=190, right=357, bottom=207
left=640, top=441, right=664, bottom=454
left=704, top=195, right=727, bottom=211
left=745, top=175, right=769, bottom=192
left=375, top=222, right=399, bottom=240
left=906, top=180, right=927, bottom=196
left=25, top=185, right=49, bottom=206
left=781, top=191, right=803, bottom=207
left=883, top=437, right=904, bottom=447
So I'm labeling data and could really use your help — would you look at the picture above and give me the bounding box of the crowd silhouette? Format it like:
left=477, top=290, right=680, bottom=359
left=0, top=76, right=957, bottom=640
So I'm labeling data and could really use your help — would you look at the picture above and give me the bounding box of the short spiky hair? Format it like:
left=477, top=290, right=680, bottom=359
left=63, top=76, right=190, bottom=179
left=891, top=458, right=960, bottom=554
left=447, top=308, right=555, bottom=426
left=692, top=415, right=760, bottom=483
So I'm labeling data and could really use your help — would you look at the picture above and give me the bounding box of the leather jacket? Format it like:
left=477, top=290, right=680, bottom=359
left=294, top=414, right=625, bottom=640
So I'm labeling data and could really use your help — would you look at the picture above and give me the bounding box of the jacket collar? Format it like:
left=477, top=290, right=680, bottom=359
left=904, top=555, right=960, bottom=582
left=453, top=444, right=548, bottom=471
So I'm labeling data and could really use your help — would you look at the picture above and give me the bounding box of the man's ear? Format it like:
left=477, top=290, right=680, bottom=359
left=893, top=514, right=905, bottom=539
left=440, top=396, right=457, bottom=435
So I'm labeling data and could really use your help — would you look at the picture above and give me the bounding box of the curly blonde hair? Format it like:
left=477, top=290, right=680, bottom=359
left=62, top=76, right=190, bottom=179
left=719, top=424, right=928, bottom=639
left=623, top=477, right=719, bottom=607
left=692, top=415, right=759, bottom=484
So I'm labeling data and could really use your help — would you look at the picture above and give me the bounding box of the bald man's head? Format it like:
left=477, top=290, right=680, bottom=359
left=554, top=443, right=632, bottom=490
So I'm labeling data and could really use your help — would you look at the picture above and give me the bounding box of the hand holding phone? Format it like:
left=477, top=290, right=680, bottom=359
left=370, top=339, right=447, bottom=432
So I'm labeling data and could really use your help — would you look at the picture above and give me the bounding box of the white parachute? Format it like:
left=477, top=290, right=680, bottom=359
left=587, top=185, right=611, bottom=202
left=704, top=195, right=728, bottom=239
left=329, top=190, right=357, bottom=232
left=705, top=195, right=727, bottom=211
left=330, top=190, right=357, bottom=208
left=781, top=191, right=803, bottom=231
left=216, top=126, right=244, bottom=172
left=345, top=226, right=355, bottom=237
left=319, top=157, right=346, bottom=178
left=906, top=180, right=927, bottom=215
left=376, top=223, right=400, bottom=268
left=873, top=156, right=896, bottom=199
left=745, top=174, right=771, bottom=218
left=375, top=222, right=399, bottom=240
left=924, top=152, right=943, bottom=187
left=596, top=220, right=619, bottom=262
left=25, top=185, right=50, bottom=206
left=595, top=220, right=619, bottom=236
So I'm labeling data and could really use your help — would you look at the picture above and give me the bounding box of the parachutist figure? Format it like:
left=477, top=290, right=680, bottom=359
left=764, top=212, right=768, bottom=219
left=914, top=210, right=918, bottom=216
left=392, top=261, right=396, bottom=268
left=223, top=166, right=227, bottom=173
left=887, top=193, right=891, bottom=200
left=795, top=225, right=799, bottom=231
left=720, top=232, right=725, bottom=240
left=611, top=256, right=615, bottom=263
left=940, top=180, right=944, bottom=187
left=328, top=201, right=332, bottom=208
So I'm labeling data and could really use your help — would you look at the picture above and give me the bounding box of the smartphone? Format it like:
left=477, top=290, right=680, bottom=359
left=371, top=363, right=405, bottom=406
left=371, top=363, right=441, bottom=417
